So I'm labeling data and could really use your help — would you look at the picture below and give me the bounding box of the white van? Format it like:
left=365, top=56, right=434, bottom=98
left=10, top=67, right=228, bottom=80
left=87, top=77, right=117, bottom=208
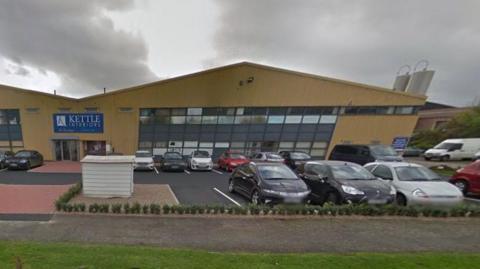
left=424, top=138, right=480, bottom=161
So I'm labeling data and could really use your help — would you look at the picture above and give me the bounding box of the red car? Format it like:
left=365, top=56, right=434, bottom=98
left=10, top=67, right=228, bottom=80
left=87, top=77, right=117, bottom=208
left=217, top=151, right=249, bottom=172
left=450, top=160, right=480, bottom=195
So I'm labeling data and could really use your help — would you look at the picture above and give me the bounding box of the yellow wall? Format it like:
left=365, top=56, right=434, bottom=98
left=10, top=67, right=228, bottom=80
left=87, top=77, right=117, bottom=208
left=0, top=62, right=426, bottom=160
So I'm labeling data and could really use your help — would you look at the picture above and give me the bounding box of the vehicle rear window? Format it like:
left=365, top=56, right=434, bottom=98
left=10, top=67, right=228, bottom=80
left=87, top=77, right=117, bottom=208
left=14, top=151, right=32, bottom=158
left=258, top=165, right=298, bottom=180
left=193, top=151, right=210, bottom=158
left=333, top=145, right=357, bottom=154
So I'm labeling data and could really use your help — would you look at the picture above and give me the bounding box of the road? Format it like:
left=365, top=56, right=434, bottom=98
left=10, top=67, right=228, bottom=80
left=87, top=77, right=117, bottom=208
left=1, top=214, right=479, bottom=253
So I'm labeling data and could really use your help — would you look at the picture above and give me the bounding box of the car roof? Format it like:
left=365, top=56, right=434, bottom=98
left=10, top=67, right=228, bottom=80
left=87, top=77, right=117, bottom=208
left=365, top=161, right=423, bottom=168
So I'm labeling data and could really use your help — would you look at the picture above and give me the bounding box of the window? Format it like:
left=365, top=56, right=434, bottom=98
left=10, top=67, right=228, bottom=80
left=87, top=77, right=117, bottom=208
left=218, top=116, right=234, bottom=124
left=234, top=115, right=251, bottom=124
left=302, top=115, right=320, bottom=124
left=279, top=142, right=295, bottom=148
left=215, top=142, right=230, bottom=148
left=395, top=106, right=415, bottom=115
left=319, top=115, right=337, bottom=124
left=0, top=111, right=6, bottom=124
left=313, top=141, right=327, bottom=148
left=287, top=107, right=304, bottom=115
left=236, top=108, right=244, bottom=115
left=250, top=115, right=267, bottom=124
left=184, top=141, right=198, bottom=147
left=376, top=107, right=395, bottom=114
left=202, top=116, right=218, bottom=124
left=217, top=108, right=235, bottom=115
left=154, top=109, right=170, bottom=123
left=171, top=108, right=186, bottom=116
left=285, top=115, right=302, bottom=124
left=268, top=115, right=284, bottom=124
left=186, top=116, right=201, bottom=124
left=7, top=110, right=20, bottom=125
left=372, top=165, right=393, bottom=180
left=296, top=142, right=311, bottom=149
left=139, top=109, right=155, bottom=124
left=269, top=107, right=287, bottom=115
left=187, top=108, right=202, bottom=115
left=171, top=116, right=186, bottom=124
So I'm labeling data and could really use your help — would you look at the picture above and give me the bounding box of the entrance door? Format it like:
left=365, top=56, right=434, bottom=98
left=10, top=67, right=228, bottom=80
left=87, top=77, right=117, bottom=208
left=54, top=140, right=79, bottom=161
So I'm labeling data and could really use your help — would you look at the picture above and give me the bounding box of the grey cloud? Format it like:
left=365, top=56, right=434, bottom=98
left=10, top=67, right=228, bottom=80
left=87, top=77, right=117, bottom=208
left=0, top=0, right=157, bottom=96
left=210, top=0, right=480, bottom=106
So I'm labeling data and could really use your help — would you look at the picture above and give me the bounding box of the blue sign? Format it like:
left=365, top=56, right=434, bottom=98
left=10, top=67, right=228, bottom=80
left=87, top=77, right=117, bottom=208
left=392, top=136, right=409, bottom=150
left=53, top=113, right=104, bottom=133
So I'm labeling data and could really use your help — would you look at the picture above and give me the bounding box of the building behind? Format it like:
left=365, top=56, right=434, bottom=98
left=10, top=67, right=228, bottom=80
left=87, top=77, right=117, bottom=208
left=0, top=62, right=426, bottom=161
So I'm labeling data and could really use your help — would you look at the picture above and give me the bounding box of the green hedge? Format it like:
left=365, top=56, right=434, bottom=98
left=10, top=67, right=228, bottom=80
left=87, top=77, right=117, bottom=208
left=54, top=182, right=83, bottom=212
left=58, top=202, right=480, bottom=218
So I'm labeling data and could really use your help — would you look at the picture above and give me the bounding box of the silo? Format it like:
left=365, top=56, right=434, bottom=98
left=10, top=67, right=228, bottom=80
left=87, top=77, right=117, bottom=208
left=392, top=65, right=411, bottom=92
left=406, top=60, right=435, bottom=95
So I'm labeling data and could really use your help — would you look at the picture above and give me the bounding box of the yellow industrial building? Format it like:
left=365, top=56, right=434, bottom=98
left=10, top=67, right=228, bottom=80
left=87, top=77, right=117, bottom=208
left=0, top=62, right=426, bottom=161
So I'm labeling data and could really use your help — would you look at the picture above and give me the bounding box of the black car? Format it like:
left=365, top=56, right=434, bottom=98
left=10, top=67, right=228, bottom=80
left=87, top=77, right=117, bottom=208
left=278, top=151, right=311, bottom=170
left=6, top=150, right=44, bottom=170
left=296, top=161, right=395, bottom=205
left=0, top=150, right=14, bottom=169
left=160, top=152, right=187, bottom=172
left=402, top=147, right=424, bottom=157
left=328, top=144, right=403, bottom=165
left=228, top=162, right=310, bottom=205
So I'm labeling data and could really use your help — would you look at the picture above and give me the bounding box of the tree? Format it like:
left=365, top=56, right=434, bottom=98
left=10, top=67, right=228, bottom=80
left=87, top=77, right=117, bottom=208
left=410, top=106, right=480, bottom=149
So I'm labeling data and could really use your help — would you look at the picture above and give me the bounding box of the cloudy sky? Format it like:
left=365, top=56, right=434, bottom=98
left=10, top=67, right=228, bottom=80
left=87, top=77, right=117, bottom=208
left=0, top=0, right=479, bottom=106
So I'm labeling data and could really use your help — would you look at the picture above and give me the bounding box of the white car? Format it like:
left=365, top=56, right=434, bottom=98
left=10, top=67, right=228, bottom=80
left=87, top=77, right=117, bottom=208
left=188, top=150, right=213, bottom=171
left=134, top=150, right=155, bottom=171
left=364, top=162, right=463, bottom=207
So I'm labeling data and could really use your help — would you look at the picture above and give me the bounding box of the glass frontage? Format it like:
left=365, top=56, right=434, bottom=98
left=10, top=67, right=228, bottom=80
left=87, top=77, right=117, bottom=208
left=139, top=107, right=337, bottom=159
left=0, top=109, right=23, bottom=151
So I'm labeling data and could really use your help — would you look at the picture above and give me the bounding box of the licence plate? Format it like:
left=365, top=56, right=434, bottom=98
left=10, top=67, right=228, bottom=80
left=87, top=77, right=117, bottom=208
left=10, top=163, right=17, bottom=167
left=171, top=165, right=179, bottom=169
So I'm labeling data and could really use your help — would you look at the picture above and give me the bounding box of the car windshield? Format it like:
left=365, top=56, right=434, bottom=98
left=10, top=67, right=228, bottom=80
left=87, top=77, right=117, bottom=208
left=370, top=145, right=397, bottom=156
left=266, top=153, right=282, bottom=159
left=330, top=164, right=376, bottom=180
left=14, top=151, right=31, bottom=158
left=228, top=153, right=246, bottom=159
left=434, top=142, right=462, bottom=150
left=394, top=166, right=442, bottom=181
left=193, top=151, right=210, bottom=158
left=290, top=152, right=310, bottom=160
left=164, top=153, right=183, bottom=160
left=135, top=152, right=152, bottom=157
left=258, top=165, right=298, bottom=180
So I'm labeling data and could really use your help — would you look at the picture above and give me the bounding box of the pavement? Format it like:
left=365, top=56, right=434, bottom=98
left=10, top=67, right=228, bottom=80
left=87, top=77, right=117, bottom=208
left=1, top=214, right=479, bottom=253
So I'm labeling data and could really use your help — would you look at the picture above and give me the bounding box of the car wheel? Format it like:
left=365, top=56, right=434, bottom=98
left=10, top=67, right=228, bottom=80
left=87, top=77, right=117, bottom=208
left=453, top=180, right=469, bottom=195
left=424, top=156, right=431, bottom=161
left=396, top=193, right=407, bottom=206
left=228, top=179, right=235, bottom=193
left=325, top=192, right=340, bottom=205
left=440, top=155, right=450, bottom=162
left=251, top=190, right=261, bottom=205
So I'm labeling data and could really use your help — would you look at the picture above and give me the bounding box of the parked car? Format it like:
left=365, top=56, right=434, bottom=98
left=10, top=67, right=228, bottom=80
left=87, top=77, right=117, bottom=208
left=0, top=150, right=14, bottom=169
left=188, top=150, right=213, bottom=171
left=365, top=162, right=464, bottom=206
left=402, top=147, right=424, bottom=157
left=160, top=152, right=187, bottom=172
left=6, top=150, right=44, bottom=170
left=217, top=151, right=249, bottom=172
left=297, top=161, right=395, bottom=205
left=424, top=138, right=480, bottom=161
left=250, top=152, right=284, bottom=163
left=228, top=162, right=310, bottom=205
left=329, top=144, right=403, bottom=165
left=450, top=160, right=480, bottom=195
left=134, top=150, right=154, bottom=171
left=278, top=151, right=311, bottom=170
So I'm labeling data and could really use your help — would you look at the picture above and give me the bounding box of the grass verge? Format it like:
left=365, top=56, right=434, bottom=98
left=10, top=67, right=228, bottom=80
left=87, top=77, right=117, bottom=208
left=1, top=241, right=480, bottom=269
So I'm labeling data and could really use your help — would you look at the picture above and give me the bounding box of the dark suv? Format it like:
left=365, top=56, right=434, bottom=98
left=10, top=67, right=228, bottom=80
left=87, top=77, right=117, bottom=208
left=329, top=144, right=402, bottom=165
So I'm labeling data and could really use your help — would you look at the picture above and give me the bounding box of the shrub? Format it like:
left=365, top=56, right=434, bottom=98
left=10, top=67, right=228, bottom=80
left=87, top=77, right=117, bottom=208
left=88, top=203, right=99, bottom=213
left=112, top=204, right=122, bottom=214
left=150, top=204, right=161, bottom=214
left=99, top=204, right=110, bottom=213
left=131, top=203, right=141, bottom=214
left=142, top=204, right=149, bottom=214
left=123, top=203, right=131, bottom=214
left=54, top=182, right=82, bottom=211
left=163, top=204, right=171, bottom=214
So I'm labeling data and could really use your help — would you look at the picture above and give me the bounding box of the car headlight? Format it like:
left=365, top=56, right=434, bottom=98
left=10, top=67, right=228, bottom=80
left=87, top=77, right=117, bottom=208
left=5, top=159, right=10, bottom=163
left=412, top=188, right=428, bottom=198
left=390, top=186, right=396, bottom=195
left=341, top=185, right=365, bottom=195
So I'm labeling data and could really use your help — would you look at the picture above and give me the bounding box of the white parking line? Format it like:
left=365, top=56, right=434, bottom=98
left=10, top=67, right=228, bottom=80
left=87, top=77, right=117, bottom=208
left=184, top=170, right=191, bottom=175
left=154, top=167, right=159, bottom=174
left=167, top=185, right=180, bottom=205
left=212, top=169, right=223, bottom=175
left=213, top=188, right=242, bottom=207
left=0, top=168, right=7, bottom=172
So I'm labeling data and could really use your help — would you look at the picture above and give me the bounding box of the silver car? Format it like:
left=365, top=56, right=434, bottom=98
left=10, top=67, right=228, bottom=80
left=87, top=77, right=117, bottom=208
left=364, top=162, right=463, bottom=207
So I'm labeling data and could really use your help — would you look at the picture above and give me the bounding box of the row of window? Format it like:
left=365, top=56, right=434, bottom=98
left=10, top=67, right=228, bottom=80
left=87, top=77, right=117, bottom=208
left=24, top=107, right=134, bottom=113
left=0, top=110, right=20, bottom=125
